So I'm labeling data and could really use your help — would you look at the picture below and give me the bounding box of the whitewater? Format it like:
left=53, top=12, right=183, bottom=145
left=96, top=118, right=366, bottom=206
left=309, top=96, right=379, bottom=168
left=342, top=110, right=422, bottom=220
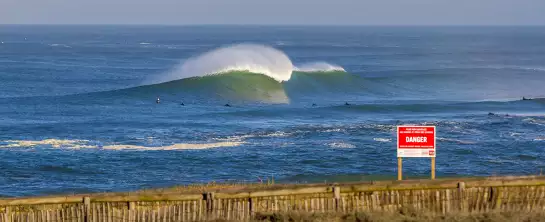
left=147, top=43, right=346, bottom=84
left=1, top=25, right=545, bottom=197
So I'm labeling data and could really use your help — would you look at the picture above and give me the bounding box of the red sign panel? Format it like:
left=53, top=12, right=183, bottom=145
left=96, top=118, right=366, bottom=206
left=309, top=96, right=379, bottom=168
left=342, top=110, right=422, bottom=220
left=397, top=126, right=436, bottom=157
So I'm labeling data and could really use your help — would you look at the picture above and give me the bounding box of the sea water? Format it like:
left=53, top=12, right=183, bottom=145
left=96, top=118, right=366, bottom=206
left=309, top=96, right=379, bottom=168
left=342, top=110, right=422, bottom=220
left=0, top=25, right=544, bottom=197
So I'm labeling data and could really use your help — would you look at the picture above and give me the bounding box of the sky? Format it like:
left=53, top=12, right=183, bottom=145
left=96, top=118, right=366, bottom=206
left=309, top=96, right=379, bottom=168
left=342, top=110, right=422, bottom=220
left=1, top=0, right=544, bottom=25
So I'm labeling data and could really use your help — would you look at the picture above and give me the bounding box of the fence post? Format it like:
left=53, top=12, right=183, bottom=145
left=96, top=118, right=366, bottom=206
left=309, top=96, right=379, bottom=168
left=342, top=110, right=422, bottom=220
left=493, top=187, right=502, bottom=210
left=457, top=182, right=466, bottom=212
left=204, top=192, right=215, bottom=219
left=248, top=197, right=254, bottom=218
left=128, top=202, right=135, bottom=210
left=5, top=206, right=10, bottom=222
left=83, top=197, right=91, bottom=222
left=332, top=184, right=341, bottom=211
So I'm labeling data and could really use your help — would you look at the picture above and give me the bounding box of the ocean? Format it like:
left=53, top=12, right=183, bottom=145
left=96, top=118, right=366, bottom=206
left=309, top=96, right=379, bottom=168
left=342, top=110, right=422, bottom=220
left=0, top=25, right=544, bottom=197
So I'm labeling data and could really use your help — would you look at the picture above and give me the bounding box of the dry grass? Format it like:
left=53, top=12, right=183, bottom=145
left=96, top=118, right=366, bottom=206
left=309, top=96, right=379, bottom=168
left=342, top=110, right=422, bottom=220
left=207, top=209, right=545, bottom=222
left=136, top=177, right=278, bottom=194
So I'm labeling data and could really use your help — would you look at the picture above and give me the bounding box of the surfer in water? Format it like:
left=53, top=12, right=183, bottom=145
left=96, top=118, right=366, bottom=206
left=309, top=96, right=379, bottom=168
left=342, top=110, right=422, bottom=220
left=224, top=103, right=231, bottom=107
left=345, top=102, right=351, bottom=106
left=156, top=96, right=160, bottom=104
left=522, top=97, right=532, bottom=101
left=180, top=102, right=185, bottom=106
left=312, top=103, right=317, bottom=107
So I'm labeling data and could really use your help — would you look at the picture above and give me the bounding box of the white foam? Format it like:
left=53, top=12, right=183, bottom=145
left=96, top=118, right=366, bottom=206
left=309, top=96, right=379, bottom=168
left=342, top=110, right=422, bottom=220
left=321, top=128, right=343, bottom=133
left=294, top=62, right=346, bottom=72
left=148, top=44, right=346, bottom=84
left=328, top=142, right=356, bottom=148
left=214, top=134, right=254, bottom=142
left=366, top=124, right=397, bottom=132
left=213, top=131, right=291, bottom=142
left=102, top=141, right=243, bottom=150
left=1, top=139, right=243, bottom=150
left=263, top=131, right=291, bottom=137
left=1, top=139, right=91, bottom=148
left=523, top=118, right=545, bottom=126
left=49, top=44, right=71, bottom=48
left=139, top=42, right=151, bottom=45
left=373, top=138, right=392, bottom=142
left=487, top=65, right=545, bottom=72
left=151, top=44, right=294, bottom=83
left=437, top=137, right=476, bottom=145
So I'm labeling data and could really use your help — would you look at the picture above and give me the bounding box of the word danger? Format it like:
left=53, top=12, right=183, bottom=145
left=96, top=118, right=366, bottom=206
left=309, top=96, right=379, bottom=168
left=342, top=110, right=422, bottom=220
left=405, top=136, right=428, bottom=143
left=397, top=126, right=436, bottom=158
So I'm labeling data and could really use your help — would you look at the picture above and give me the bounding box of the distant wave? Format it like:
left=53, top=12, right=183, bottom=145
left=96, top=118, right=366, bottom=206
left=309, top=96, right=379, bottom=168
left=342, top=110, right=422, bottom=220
left=48, top=44, right=71, bottom=48
left=373, top=138, right=392, bottom=143
left=14, top=43, right=545, bottom=104
left=326, top=100, right=545, bottom=113
left=484, top=65, right=545, bottom=72
left=1, top=139, right=93, bottom=149
left=0, top=139, right=243, bottom=150
left=147, top=44, right=346, bottom=84
left=102, top=142, right=243, bottom=150
left=294, top=62, right=345, bottom=72
left=328, top=142, right=356, bottom=148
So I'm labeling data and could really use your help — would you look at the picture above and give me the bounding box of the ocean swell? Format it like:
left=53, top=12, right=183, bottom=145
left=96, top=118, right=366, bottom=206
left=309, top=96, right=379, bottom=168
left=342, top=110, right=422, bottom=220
left=148, top=43, right=345, bottom=84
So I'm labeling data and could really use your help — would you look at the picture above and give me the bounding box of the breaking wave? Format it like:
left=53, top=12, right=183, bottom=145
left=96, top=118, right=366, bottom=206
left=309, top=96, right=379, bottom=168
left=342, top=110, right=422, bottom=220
left=147, top=43, right=345, bottom=84
left=1, top=139, right=243, bottom=150
left=25, top=43, right=545, bottom=104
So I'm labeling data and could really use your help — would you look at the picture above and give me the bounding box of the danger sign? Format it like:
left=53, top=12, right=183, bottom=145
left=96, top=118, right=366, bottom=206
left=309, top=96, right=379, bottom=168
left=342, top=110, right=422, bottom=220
left=397, top=126, right=436, bottom=157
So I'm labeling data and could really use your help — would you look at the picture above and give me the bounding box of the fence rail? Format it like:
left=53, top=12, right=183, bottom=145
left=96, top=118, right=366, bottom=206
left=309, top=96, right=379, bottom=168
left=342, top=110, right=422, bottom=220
left=2, top=176, right=545, bottom=221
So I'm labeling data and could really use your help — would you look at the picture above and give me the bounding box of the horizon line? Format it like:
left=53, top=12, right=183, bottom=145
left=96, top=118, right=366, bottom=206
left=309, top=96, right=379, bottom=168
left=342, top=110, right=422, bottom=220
left=1, top=23, right=544, bottom=27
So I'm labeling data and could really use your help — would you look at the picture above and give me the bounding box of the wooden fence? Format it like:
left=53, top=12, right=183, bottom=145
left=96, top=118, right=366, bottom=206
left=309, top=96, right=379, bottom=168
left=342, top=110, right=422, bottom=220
left=2, top=176, right=545, bottom=221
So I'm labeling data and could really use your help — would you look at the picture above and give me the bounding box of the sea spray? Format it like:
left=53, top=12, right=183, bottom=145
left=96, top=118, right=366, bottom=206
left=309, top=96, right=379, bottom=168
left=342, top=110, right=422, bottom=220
left=149, top=44, right=294, bottom=84
left=294, top=62, right=345, bottom=72
left=147, top=43, right=346, bottom=84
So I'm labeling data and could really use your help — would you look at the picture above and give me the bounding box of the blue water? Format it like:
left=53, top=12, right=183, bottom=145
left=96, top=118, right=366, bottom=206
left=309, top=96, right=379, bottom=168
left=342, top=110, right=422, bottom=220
left=1, top=25, right=545, bottom=197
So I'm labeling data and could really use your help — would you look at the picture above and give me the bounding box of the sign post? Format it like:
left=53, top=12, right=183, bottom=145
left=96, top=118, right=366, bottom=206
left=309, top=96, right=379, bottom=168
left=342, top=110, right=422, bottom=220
left=397, top=126, right=436, bottom=180
left=397, top=157, right=402, bottom=180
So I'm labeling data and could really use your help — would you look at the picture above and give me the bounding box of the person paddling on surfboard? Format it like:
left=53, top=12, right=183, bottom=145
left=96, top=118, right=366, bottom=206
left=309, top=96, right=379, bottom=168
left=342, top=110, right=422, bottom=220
left=156, top=96, right=160, bottom=104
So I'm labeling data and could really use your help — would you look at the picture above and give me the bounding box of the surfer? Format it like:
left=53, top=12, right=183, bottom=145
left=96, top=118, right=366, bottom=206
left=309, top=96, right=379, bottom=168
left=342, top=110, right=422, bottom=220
left=312, top=103, right=317, bottom=107
left=180, top=102, right=185, bottom=106
left=522, top=97, right=532, bottom=101
left=488, top=112, right=495, bottom=116
left=156, top=97, right=160, bottom=104
left=224, top=103, right=231, bottom=107
left=345, top=102, right=351, bottom=106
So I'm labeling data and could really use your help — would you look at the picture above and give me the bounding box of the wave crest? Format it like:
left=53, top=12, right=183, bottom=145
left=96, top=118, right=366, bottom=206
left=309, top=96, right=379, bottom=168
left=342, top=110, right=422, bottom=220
left=1, top=139, right=243, bottom=150
left=294, top=62, right=346, bottom=72
left=148, top=44, right=346, bottom=84
left=150, top=44, right=294, bottom=83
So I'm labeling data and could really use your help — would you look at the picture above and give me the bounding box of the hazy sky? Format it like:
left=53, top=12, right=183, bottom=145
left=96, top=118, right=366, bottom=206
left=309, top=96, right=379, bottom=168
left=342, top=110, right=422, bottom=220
left=1, top=0, right=544, bottom=25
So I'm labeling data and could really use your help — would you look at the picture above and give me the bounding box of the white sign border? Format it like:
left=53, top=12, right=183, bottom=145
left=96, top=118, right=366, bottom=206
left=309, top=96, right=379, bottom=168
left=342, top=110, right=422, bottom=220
left=397, top=125, right=436, bottom=158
